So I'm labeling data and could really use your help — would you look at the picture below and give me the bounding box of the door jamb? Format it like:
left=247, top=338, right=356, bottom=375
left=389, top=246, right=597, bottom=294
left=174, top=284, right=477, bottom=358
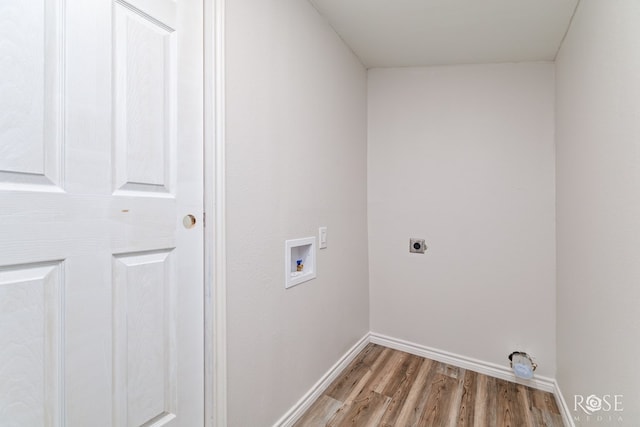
left=204, top=0, right=227, bottom=425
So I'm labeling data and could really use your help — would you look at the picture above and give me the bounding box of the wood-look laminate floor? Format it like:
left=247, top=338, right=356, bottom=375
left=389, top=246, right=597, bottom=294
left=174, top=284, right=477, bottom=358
left=294, top=344, right=563, bottom=427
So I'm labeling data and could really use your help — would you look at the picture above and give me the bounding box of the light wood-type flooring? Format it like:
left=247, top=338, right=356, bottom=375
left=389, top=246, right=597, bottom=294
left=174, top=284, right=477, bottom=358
left=294, top=344, right=563, bottom=427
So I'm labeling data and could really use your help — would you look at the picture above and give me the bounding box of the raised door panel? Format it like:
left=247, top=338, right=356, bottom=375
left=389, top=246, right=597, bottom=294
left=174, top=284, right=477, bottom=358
left=0, top=0, right=62, bottom=189
left=0, top=262, right=63, bottom=427
left=113, top=1, right=177, bottom=197
left=113, top=250, right=177, bottom=427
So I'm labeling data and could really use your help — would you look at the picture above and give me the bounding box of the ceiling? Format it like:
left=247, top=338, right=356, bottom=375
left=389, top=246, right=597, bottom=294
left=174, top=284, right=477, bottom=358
left=308, top=0, right=579, bottom=68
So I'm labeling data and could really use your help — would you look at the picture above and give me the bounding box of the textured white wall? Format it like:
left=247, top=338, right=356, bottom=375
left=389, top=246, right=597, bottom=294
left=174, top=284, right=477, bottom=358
left=556, top=1, right=640, bottom=423
left=225, top=0, right=369, bottom=425
left=368, top=64, right=556, bottom=377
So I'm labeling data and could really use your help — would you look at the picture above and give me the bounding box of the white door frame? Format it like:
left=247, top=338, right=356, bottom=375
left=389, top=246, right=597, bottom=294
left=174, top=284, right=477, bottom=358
left=204, top=0, right=227, bottom=425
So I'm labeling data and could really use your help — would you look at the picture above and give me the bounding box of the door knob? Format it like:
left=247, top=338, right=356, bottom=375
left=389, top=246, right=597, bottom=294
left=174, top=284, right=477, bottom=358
left=183, top=214, right=197, bottom=229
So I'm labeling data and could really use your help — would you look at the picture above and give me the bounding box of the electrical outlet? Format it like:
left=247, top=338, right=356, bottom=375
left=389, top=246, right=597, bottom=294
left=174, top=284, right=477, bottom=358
left=410, top=238, right=427, bottom=254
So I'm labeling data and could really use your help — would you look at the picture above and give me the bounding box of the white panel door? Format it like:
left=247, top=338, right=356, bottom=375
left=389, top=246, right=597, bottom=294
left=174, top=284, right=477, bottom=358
left=0, top=0, right=204, bottom=425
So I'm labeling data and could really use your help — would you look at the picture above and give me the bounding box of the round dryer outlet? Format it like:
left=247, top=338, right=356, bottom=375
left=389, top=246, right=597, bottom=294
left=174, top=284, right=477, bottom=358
left=409, top=238, right=427, bottom=254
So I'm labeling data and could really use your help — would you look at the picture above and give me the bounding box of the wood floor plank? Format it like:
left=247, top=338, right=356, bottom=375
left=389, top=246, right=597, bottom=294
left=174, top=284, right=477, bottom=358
left=295, top=345, right=564, bottom=427
left=436, top=363, right=463, bottom=380
left=531, top=387, right=561, bottom=414
left=531, top=407, right=546, bottom=426
left=404, top=361, right=447, bottom=427
left=451, top=369, right=476, bottom=427
left=359, top=344, right=387, bottom=367
left=417, top=373, right=458, bottom=427
left=367, top=349, right=406, bottom=395
left=496, top=380, right=529, bottom=427
left=448, top=368, right=466, bottom=427
left=341, top=369, right=374, bottom=406
left=327, top=390, right=391, bottom=427
left=542, top=410, right=564, bottom=426
left=516, top=384, right=535, bottom=427
left=393, top=358, right=436, bottom=426
left=325, top=384, right=374, bottom=427
left=380, top=353, right=421, bottom=398
left=325, top=345, right=386, bottom=402
left=473, top=373, right=497, bottom=427
left=378, top=354, right=423, bottom=427
left=293, top=395, right=343, bottom=427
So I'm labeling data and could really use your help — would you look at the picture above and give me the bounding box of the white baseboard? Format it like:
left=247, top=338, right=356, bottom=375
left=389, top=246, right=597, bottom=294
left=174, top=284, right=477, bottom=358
left=553, top=380, right=576, bottom=427
left=369, top=332, right=556, bottom=393
left=272, top=333, right=370, bottom=427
